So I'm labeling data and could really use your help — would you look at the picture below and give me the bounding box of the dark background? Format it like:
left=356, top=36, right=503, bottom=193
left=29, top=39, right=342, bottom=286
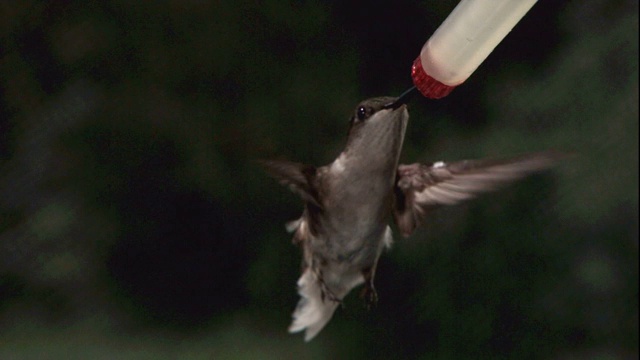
left=0, top=1, right=637, bottom=358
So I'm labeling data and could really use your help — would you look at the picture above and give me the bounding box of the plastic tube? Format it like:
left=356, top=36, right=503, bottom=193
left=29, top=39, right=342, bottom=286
left=412, top=0, right=537, bottom=99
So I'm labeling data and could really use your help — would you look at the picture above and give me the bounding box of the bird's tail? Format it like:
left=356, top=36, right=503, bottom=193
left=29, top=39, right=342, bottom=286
left=288, top=269, right=340, bottom=342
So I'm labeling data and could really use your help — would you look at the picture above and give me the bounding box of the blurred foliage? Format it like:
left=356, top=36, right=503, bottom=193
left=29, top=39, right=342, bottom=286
left=0, top=0, right=637, bottom=359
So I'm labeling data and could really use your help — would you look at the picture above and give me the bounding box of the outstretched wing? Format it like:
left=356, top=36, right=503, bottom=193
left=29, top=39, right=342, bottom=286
left=259, top=159, right=322, bottom=208
left=393, top=151, right=564, bottom=237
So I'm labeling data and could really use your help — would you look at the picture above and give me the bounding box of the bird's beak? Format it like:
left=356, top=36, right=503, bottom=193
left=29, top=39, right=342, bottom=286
left=383, top=86, right=418, bottom=110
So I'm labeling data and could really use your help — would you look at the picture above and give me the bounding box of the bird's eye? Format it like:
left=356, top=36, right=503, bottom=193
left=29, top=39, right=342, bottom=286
left=356, top=106, right=368, bottom=121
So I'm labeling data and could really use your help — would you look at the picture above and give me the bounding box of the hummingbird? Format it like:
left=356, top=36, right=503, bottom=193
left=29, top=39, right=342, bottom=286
left=261, top=87, right=562, bottom=341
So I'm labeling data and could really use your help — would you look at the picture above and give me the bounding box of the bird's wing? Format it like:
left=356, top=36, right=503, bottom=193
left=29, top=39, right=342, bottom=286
left=392, top=151, right=564, bottom=237
left=259, top=159, right=322, bottom=208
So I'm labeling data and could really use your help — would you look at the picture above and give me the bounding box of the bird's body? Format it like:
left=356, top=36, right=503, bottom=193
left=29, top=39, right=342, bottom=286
left=281, top=97, right=406, bottom=340
left=262, top=94, right=561, bottom=341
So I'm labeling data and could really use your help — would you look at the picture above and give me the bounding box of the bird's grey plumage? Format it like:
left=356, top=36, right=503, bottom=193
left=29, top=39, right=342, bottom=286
left=261, top=95, right=563, bottom=341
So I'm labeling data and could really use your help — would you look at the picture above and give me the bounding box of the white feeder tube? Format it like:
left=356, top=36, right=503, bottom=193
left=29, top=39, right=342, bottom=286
left=419, top=0, right=537, bottom=86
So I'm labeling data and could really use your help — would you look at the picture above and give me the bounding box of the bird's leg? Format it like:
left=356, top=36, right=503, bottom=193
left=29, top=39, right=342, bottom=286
left=360, top=266, right=378, bottom=309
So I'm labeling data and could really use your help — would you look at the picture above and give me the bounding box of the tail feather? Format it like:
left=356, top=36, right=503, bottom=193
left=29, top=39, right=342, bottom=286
left=288, top=269, right=340, bottom=341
